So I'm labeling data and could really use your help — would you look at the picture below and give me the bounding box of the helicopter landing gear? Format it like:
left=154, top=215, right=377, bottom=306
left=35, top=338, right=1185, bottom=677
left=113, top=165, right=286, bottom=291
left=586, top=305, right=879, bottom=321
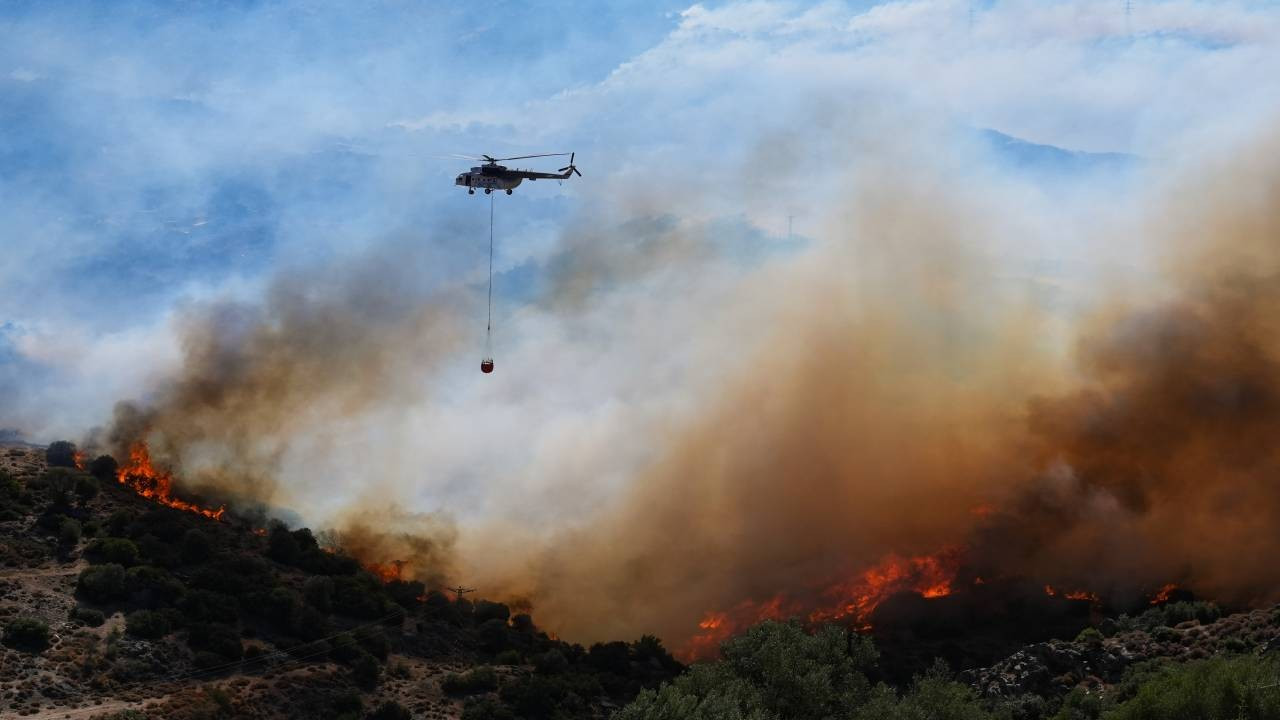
left=484, top=188, right=492, bottom=195
left=505, top=189, right=513, bottom=195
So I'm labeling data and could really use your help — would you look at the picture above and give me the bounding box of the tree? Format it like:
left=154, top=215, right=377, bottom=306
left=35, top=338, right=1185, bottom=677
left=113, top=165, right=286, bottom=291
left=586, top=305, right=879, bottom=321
left=89, top=454, right=119, bottom=483
left=45, top=440, right=78, bottom=468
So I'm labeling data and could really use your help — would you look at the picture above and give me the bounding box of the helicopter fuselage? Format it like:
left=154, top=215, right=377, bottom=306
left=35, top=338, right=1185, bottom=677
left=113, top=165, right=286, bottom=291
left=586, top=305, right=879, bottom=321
left=455, top=163, right=573, bottom=194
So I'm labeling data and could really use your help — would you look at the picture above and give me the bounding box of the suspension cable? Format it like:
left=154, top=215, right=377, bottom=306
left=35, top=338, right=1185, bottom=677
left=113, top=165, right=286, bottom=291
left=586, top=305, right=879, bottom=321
left=487, top=191, right=494, bottom=342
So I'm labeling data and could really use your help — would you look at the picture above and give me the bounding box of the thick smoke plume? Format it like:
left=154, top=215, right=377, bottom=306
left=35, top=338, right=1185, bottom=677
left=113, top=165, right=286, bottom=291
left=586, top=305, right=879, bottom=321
left=100, top=120, right=1280, bottom=653
left=478, top=125, right=1280, bottom=648
left=99, top=242, right=469, bottom=561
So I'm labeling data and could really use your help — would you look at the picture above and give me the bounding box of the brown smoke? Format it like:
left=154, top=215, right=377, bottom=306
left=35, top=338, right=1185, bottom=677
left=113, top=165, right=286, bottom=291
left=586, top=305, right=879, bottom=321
left=479, top=125, right=1280, bottom=647
left=98, top=115, right=1280, bottom=652
left=101, top=239, right=468, bottom=559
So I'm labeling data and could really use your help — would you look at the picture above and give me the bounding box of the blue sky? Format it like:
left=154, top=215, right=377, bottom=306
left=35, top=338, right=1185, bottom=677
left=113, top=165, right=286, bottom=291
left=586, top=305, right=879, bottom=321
left=3, top=0, right=1280, bottom=511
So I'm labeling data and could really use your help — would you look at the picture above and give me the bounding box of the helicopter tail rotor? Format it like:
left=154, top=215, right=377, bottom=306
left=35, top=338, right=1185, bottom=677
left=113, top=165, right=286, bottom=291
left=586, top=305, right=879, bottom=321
left=558, top=152, right=582, bottom=177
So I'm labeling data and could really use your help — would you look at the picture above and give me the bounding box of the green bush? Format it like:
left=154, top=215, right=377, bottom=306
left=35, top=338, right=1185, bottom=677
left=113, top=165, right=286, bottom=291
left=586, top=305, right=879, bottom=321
left=179, top=590, right=240, bottom=624
left=88, top=537, right=140, bottom=566
left=42, top=467, right=78, bottom=505
left=100, top=712, right=146, bottom=720
left=534, top=649, right=568, bottom=674
left=351, top=652, right=380, bottom=690
left=617, top=620, right=877, bottom=720
left=71, top=606, right=106, bottom=627
left=89, top=454, right=118, bottom=483
left=187, top=622, right=243, bottom=660
left=461, top=697, right=516, bottom=720
left=125, top=609, right=172, bottom=639
left=367, top=700, right=412, bottom=720
left=1053, top=687, right=1104, bottom=720
left=193, top=650, right=233, bottom=670
left=126, top=565, right=186, bottom=606
left=474, top=600, right=511, bottom=624
left=181, top=529, right=212, bottom=564
left=354, top=625, right=389, bottom=661
left=74, top=474, right=100, bottom=503
left=45, top=440, right=78, bottom=468
left=1136, top=601, right=1220, bottom=630
left=331, top=575, right=388, bottom=618
left=443, top=666, right=500, bottom=696
left=58, top=516, right=82, bottom=546
left=303, top=576, right=334, bottom=612
left=329, top=691, right=362, bottom=719
left=289, top=603, right=329, bottom=641
left=854, top=662, right=995, bottom=720
left=1107, top=654, right=1280, bottom=720
left=329, top=633, right=363, bottom=664
left=263, top=586, right=300, bottom=625
left=137, top=534, right=180, bottom=568
left=1075, top=627, right=1104, bottom=647
left=267, top=522, right=301, bottom=565
left=77, top=563, right=128, bottom=603
left=495, top=649, right=523, bottom=665
left=478, top=617, right=511, bottom=653
left=499, top=673, right=601, bottom=720
left=3, top=617, right=50, bottom=650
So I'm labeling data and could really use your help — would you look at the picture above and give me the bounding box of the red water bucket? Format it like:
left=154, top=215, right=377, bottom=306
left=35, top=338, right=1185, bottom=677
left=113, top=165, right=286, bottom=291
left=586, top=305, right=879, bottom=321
left=481, top=358, right=494, bottom=374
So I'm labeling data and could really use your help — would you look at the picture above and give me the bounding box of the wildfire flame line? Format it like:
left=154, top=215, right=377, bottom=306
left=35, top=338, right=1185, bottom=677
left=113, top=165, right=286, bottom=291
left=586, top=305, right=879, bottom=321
left=1043, top=585, right=1100, bottom=603
left=681, top=549, right=961, bottom=661
left=116, top=442, right=226, bottom=521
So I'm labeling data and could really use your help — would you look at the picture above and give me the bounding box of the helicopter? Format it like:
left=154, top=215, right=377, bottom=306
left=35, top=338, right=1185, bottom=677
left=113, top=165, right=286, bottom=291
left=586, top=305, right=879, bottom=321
left=455, top=152, right=581, bottom=194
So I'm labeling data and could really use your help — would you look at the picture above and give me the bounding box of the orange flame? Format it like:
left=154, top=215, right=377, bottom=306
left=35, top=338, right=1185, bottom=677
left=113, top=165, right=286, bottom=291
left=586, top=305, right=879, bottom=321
left=1043, top=585, right=1100, bottom=603
left=1149, top=583, right=1179, bottom=605
left=680, top=549, right=961, bottom=661
left=116, top=442, right=225, bottom=521
left=73, top=451, right=87, bottom=471
left=365, top=560, right=405, bottom=583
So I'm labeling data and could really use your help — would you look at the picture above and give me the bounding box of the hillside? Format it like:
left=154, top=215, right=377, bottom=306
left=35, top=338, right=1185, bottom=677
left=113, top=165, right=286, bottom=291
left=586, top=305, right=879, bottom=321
left=7, top=442, right=1280, bottom=720
left=0, top=445, right=682, bottom=719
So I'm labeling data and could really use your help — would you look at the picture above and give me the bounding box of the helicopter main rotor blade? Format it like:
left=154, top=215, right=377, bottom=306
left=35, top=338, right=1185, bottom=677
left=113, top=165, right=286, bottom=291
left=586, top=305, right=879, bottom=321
left=493, top=152, right=573, bottom=162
